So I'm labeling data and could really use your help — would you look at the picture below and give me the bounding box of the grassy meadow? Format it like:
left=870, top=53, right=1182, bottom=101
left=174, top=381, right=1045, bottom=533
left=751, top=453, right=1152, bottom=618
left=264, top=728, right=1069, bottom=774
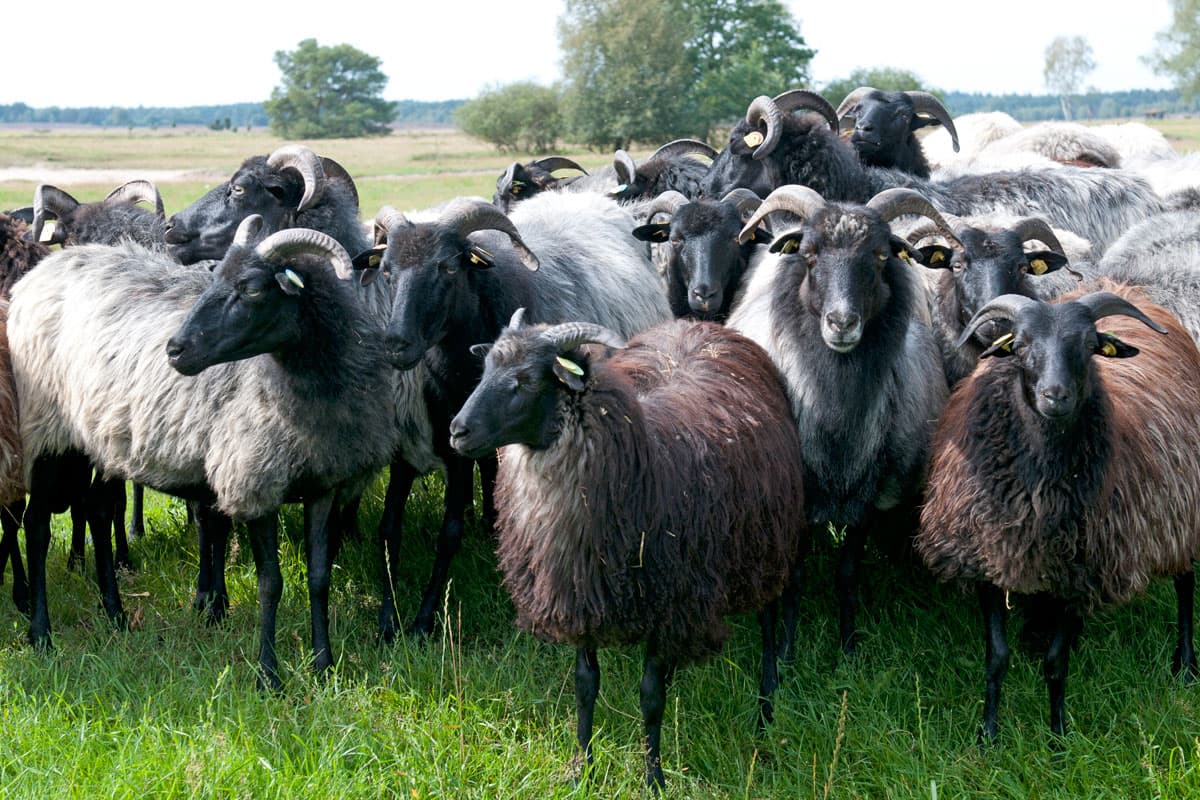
left=0, top=123, right=1199, bottom=798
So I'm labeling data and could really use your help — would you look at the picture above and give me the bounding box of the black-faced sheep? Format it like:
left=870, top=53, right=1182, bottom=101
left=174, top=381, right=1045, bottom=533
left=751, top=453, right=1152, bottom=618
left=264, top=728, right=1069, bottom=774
left=727, top=186, right=953, bottom=654
left=449, top=313, right=806, bottom=790
left=10, top=218, right=405, bottom=687
left=365, top=191, right=671, bottom=638
left=916, top=283, right=1200, bottom=740
left=835, top=87, right=960, bottom=178
left=493, top=156, right=590, bottom=212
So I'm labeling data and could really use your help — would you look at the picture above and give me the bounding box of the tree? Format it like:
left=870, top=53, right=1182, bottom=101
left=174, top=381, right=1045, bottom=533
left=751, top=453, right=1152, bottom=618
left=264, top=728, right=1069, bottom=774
left=455, top=82, right=564, bottom=153
left=821, top=67, right=941, bottom=108
left=1043, top=35, right=1096, bottom=121
left=265, top=39, right=395, bottom=139
left=1144, top=0, right=1200, bottom=100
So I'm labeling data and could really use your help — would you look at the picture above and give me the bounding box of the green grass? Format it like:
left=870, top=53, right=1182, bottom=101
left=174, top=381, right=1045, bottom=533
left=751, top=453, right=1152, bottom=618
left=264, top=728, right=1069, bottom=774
left=2, top=126, right=1200, bottom=797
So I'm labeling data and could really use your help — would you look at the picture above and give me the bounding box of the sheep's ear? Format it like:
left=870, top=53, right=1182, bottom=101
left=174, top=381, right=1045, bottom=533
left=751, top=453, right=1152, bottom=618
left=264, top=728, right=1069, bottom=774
left=1025, top=251, right=1070, bottom=276
left=1095, top=332, right=1139, bottom=359
left=911, top=115, right=941, bottom=132
left=274, top=268, right=305, bottom=296
left=465, top=245, right=495, bottom=269
left=917, top=244, right=954, bottom=269
left=552, top=355, right=587, bottom=392
left=352, top=244, right=387, bottom=286
left=742, top=223, right=772, bottom=244
left=769, top=232, right=804, bottom=255
left=979, top=332, right=1016, bottom=359
left=632, top=223, right=670, bottom=243
left=469, top=342, right=492, bottom=360
left=889, top=236, right=918, bottom=265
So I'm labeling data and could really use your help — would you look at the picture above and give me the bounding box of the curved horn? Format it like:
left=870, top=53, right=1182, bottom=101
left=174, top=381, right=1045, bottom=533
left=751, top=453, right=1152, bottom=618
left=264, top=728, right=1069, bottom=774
left=266, top=144, right=326, bottom=213
left=507, top=307, right=527, bottom=330
left=955, top=294, right=1038, bottom=348
left=104, top=179, right=165, bottom=217
left=745, top=95, right=783, bottom=160
left=530, top=156, right=589, bottom=175
left=866, top=188, right=962, bottom=249
left=647, top=138, right=718, bottom=163
left=737, top=184, right=826, bottom=244
left=496, top=162, right=520, bottom=195
left=1076, top=291, right=1169, bottom=334
left=541, top=321, right=627, bottom=353
left=835, top=86, right=877, bottom=121
left=613, top=150, right=638, bottom=186
left=254, top=226, right=355, bottom=280
left=904, top=210, right=968, bottom=246
left=32, top=184, right=80, bottom=243
left=907, top=91, right=959, bottom=152
left=719, top=187, right=763, bottom=220
left=373, top=205, right=411, bottom=245
left=232, top=214, right=268, bottom=249
left=1009, top=217, right=1065, bottom=255
left=439, top=197, right=539, bottom=271
left=642, top=190, right=690, bottom=223
left=773, top=90, right=840, bottom=133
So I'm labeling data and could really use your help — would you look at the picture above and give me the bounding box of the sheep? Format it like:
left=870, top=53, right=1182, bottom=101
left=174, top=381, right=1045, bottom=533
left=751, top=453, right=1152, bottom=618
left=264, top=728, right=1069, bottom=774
left=448, top=312, right=806, bottom=790
left=971, top=121, right=1121, bottom=169
left=921, top=111, right=1024, bottom=171
left=9, top=218, right=406, bottom=687
left=702, top=91, right=1166, bottom=254
left=164, top=144, right=371, bottom=265
left=726, top=185, right=953, bottom=654
left=366, top=190, right=672, bottom=638
left=630, top=187, right=769, bottom=321
left=493, top=156, right=590, bottom=212
left=835, top=87, right=960, bottom=178
left=915, top=282, right=1200, bottom=740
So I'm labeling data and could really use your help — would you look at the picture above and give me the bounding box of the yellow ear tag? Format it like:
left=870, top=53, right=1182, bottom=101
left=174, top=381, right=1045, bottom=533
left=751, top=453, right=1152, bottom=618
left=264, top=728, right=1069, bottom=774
left=991, top=332, right=1014, bottom=352
left=897, top=249, right=912, bottom=264
left=1100, top=341, right=1117, bottom=357
left=38, top=220, right=57, bottom=243
left=368, top=253, right=382, bottom=268
left=780, top=239, right=800, bottom=254
left=1030, top=259, right=1048, bottom=275
left=556, top=356, right=584, bottom=376
left=744, top=131, right=765, bottom=148
left=469, top=253, right=485, bottom=266
left=930, top=250, right=946, bottom=264
left=285, top=269, right=305, bottom=289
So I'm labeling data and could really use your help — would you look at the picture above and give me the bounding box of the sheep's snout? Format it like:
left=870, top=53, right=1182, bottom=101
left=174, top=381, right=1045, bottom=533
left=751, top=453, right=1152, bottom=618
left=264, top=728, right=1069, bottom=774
left=821, top=309, right=863, bottom=352
left=165, top=335, right=203, bottom=377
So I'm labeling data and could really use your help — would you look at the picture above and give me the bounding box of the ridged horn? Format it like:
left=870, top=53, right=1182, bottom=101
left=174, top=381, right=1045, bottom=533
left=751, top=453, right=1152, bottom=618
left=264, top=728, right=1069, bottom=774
left=507, top=307, right=527, bottom=330
left=737, top=184, right=826, bottom=244
left=835, top=87, right=877, bottom=121
left=647, top=138, right=718, bottom=163
left=32, top=184, right=80, bottom=243
left=642, top=190, right=690, bottom=223
left=1009, top=217, right=1065, bottom=255
left=956, top=294, right=1037, bottom=348
left=530, top=156, right=589, bottom=175
left=438, top=197, right=539, bottom=271
left=266, top=144, right=325, bottom=213
left=613, top=150, right=638, bottom=186
left=496, top=163, right=520, bottom=197
left=104, top=179, right=165, bottom=217
left=232, top=214, right=268, bottom=249
left=541, top=321, right=627, bottom=353
left=720, top=188, right=763, bottom=220
left=1076, top=291, right=1169, bottom=334
left=773, top=90, right=840, bottom=132
left=745, top=95, right=783, bottom=160
left=866, top=188, right=962, bottom=249
left=254, top=226, right=354, bottom=280
left=907, top=92, right=959, bottom=152
left=373, top=205, right=411, bottom=245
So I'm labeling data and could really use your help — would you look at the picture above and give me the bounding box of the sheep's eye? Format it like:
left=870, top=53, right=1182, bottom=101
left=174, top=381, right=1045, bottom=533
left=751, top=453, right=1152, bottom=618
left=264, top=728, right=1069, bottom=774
left=243, top=285, right=263, bottom=298
left=877, top=252, right=888, bottom=262
left=440, top=258, right=459, bottom=275
left=230, top=185, right=245, bottom=199
left=951, top=260, right=965, bottom=274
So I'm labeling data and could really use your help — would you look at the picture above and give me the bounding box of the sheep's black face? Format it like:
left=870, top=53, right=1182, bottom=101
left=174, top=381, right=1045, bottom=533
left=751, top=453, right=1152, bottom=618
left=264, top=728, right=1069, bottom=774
left=165, top=158, right=302, bottom=265
left=450, top=335, right=562, bottom=457
left=493, top=163, right=554, bottom=213
left=383, top=226, right=469, bottom=370
left=166, top=249, right=302, bottom=376
left=701, top=122, right=777, bottom=200
left=844, top=91, right=917, bottom=168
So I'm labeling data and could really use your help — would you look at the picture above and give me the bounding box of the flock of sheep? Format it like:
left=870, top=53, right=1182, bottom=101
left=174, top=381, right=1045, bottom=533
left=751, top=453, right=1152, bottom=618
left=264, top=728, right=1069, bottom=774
left=2, top=86, right=1200, bottom=790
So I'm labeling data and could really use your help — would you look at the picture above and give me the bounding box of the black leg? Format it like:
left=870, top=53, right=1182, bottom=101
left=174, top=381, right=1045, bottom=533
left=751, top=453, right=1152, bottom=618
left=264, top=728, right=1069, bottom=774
left=1, top=499, right=27, bottom=613
left=304, top=492, right=336, bottom=675
left=835, top=525, right=868, bottom=656
left=246, top=514, right=283, bottom=690
left=640, top=647, right=674, bottom=791
left=758, top=600, right=780, bottom=729
left=1043, top=598, right=1079, bottom=738
left=25, top=452, right=90, bottom=649
left=410, top=455, right=473, bottom=638
left=67, top=500, right=87, bottom=573
left=477, top=455, right=498, bottom=538
left=1173, top=570, right=1197, bottom=680
left=127, top=482, right=146, bottom=539
left=192, top=502, right=231, bottom=624
left=377, top=459, right=417, bottom=644
left=574, top=648, right=600, bottom=776
left=85, top=476, right=127, bottom=630
left=978, top=582, right=1010, bottom=745
left=779, top=560, right=804, bottom=663
left=112, top=484, right=132, bottom=572
left=328, top=492, right=363, bottom=562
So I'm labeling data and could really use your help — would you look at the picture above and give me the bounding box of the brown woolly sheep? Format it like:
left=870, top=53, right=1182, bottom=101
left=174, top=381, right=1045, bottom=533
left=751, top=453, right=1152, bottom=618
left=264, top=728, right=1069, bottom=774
left=916, top=280, right=1200, bottom=742
left=450, top=313, right=806, bottom=791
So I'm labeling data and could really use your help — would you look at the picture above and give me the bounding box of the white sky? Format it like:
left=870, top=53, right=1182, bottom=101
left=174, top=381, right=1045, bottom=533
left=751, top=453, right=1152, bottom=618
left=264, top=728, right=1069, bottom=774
left=1, top=0, right=1174, bottom=109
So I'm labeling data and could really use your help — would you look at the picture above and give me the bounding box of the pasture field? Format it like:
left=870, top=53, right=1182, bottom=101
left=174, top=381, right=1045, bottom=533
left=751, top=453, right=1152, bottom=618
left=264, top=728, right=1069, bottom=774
left=0, top=124, right=1199, bottom=798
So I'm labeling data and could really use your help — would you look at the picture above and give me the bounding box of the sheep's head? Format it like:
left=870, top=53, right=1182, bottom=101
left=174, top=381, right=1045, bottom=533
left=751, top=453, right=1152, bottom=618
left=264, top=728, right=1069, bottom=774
left=632, top=188, right=766, bottom=319
left=701, top=91, right=839, bottom=199
left=165, top=145, right=328, bottom=264
left=30, top=180, right=165, bottom=248
left=493, top=157, right=588, bottom=212
left=740, top=185, right=958, bottom=353
left=361, top=199, right=539, bottom=371
left=957, top=292, right=1166, bottom=421
left=610, top=139, right=716, bottom=203
left=835, top=88, right=959, bottom=169
left=449, top=309, right=627, bottom=457
left=910, top=216, right=1072, bottom=342
left=166, top=215, right=354, bottom=376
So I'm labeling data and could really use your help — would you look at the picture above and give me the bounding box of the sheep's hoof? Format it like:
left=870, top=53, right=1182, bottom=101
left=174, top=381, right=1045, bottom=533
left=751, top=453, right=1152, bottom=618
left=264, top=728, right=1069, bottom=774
left=194, top=592, right=229, bottom=626
left=1172, top=647, right=1198, bottom=683
left=27, top=631, right=53, bottom=652
left=12, top=585, right=29, bottom=616
left=976, top=723, right=999, bottom=751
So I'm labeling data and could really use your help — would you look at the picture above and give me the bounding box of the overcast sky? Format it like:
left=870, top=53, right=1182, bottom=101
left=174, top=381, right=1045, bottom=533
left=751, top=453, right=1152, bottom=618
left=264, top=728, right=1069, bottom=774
left=2, top=0, right=1174, bottom=108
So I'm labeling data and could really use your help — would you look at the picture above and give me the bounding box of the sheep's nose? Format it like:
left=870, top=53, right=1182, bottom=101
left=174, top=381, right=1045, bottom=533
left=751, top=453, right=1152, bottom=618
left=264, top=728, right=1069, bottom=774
left=165, top=338, right=185, bottom=360
left=826, top=310, right=860, bottom=333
